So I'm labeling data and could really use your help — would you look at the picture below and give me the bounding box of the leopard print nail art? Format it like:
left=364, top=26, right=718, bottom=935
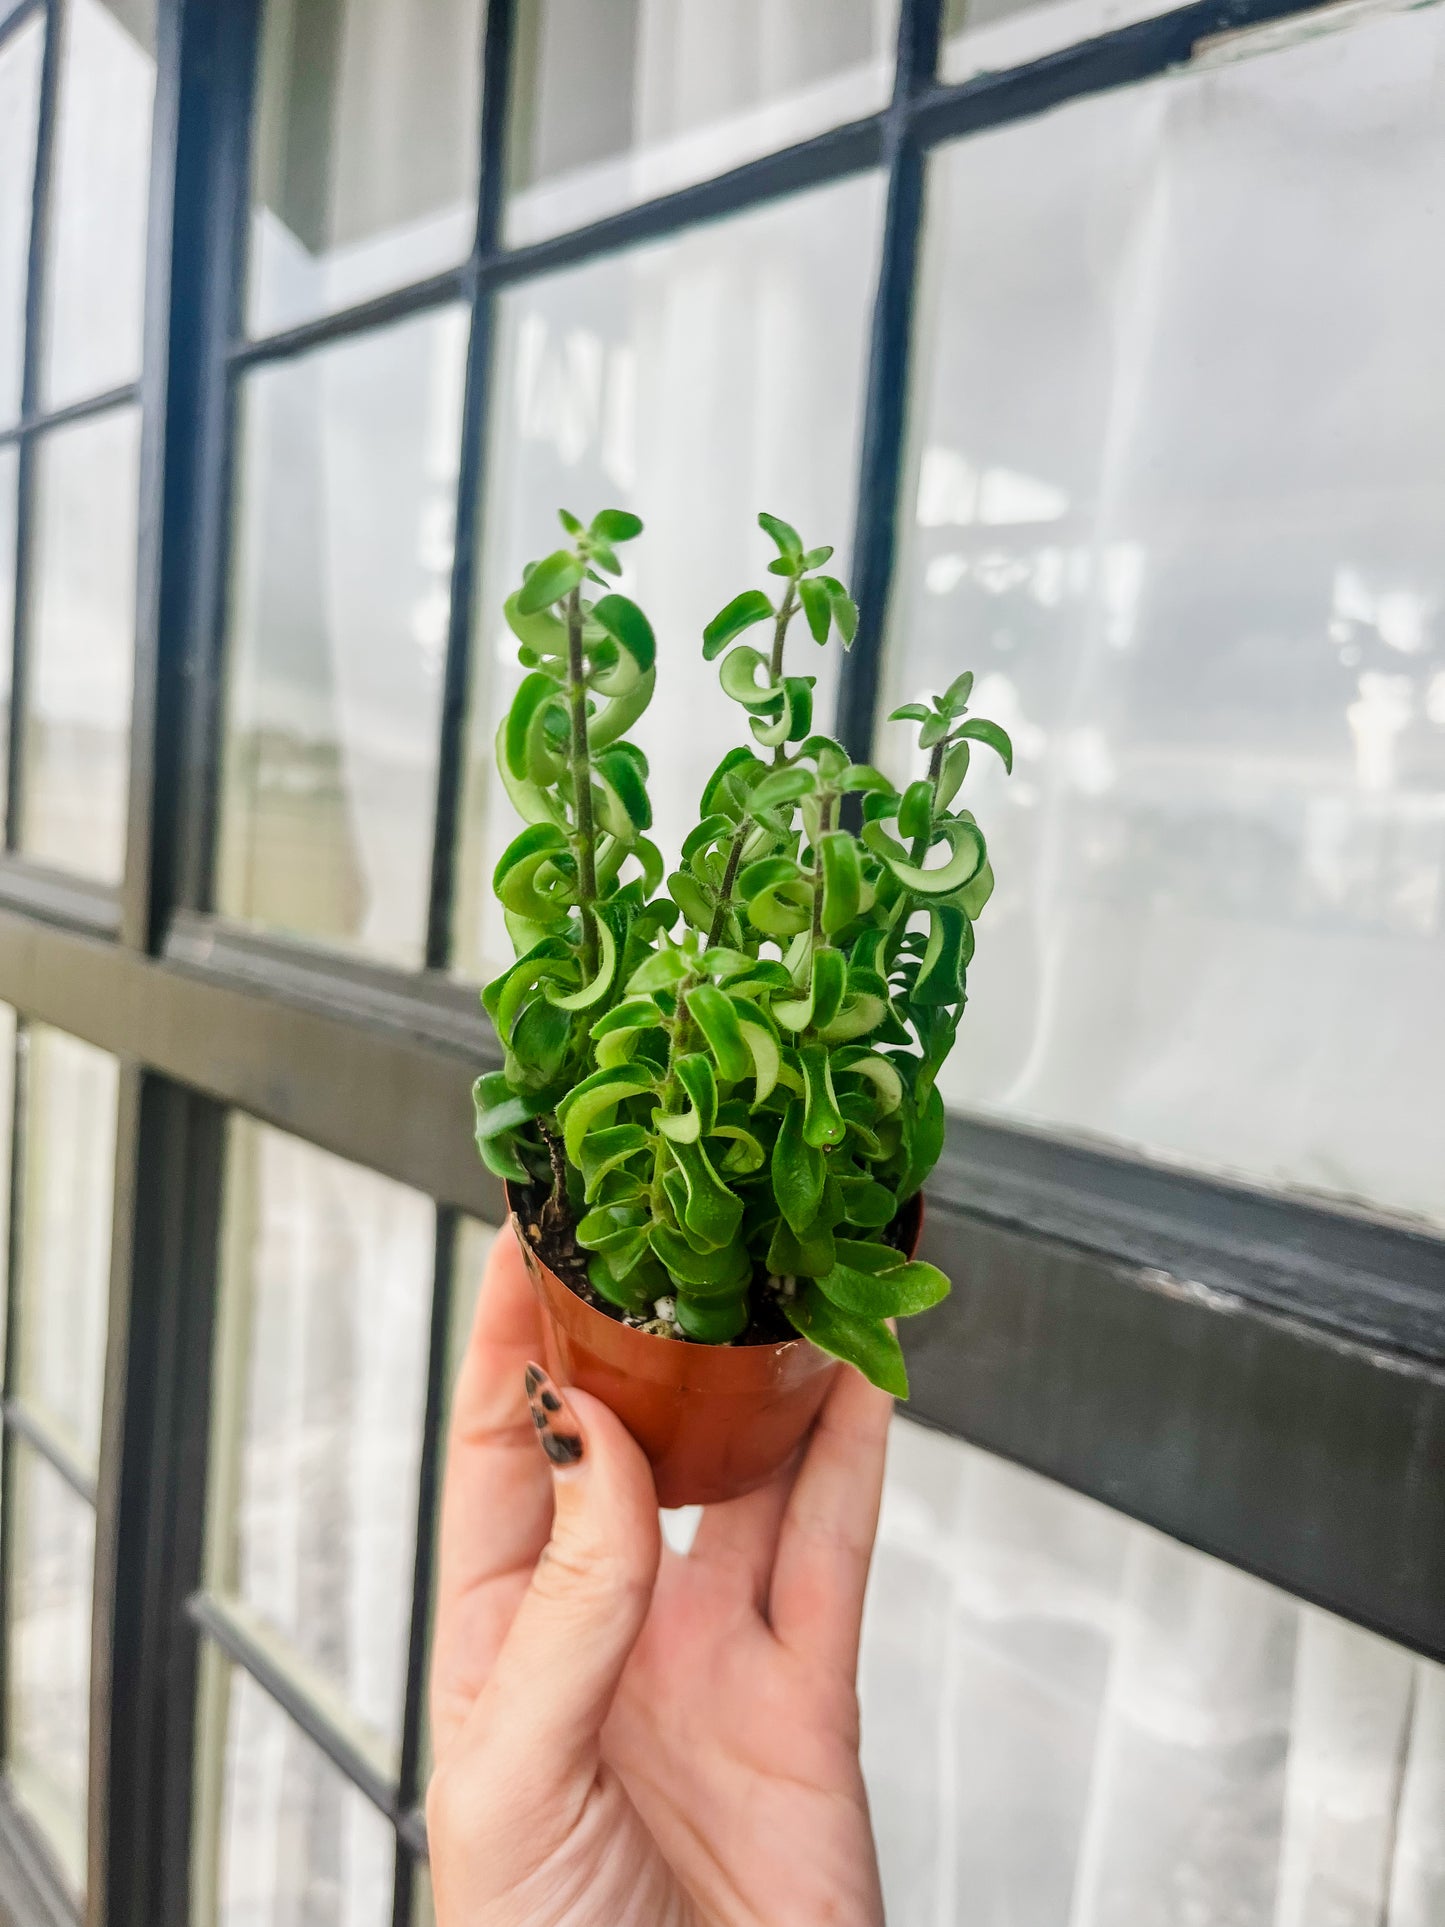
left=523, top=1362, right=584, bottom=1467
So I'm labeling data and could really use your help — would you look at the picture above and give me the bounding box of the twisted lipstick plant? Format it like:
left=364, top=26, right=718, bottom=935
left=476, top=509, right=1010, bottom=1395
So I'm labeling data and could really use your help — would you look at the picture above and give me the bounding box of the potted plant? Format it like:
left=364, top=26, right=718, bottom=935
left=474, top=508, right=1010, bottom=1505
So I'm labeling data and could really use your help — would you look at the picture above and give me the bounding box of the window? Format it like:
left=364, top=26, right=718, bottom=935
left=0, top=0, right=1436, bottom=1923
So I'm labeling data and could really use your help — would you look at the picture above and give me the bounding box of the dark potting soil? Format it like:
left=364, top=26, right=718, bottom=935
left=519, top=1183, right=910, bottom=1349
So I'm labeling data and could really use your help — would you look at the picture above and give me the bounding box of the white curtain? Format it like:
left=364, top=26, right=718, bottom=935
left=860, top=1418, right=1445, bottom=1927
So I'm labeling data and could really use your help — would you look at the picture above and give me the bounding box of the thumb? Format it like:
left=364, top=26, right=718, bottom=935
left=460, top=1363, right=660, bottom=1796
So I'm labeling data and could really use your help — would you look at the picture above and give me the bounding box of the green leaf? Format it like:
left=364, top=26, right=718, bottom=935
left=590, top=508, right=643, bottom=542
left=957, top=856, right=995, bottom=919
left=558, top=1066, right=656, bottom=1165
left=668, top=1136, right=744, bottom=1250
left=627, top=947, right=693, bottom=993
left=836, top=1177, right=897, bottom=1228
left=685, top=983, right=752, bottom=1083
left=897, top=778, right=934, bottom=844
left=817, top=1253, right=950, bottom=1319
left=700, top=746, right=769, bottom=816
left=772, top=1098, right=825, bottom=1233
left=954, top=717, right=1014, bottom=773
left=719, top=644, right=781, bottom=711
left=913, top=904, right=973, bottom=1006
left=832, top=1049, right=903, bottom=1114
left=736, top=1017, right=780, bottom=1106
left=819, top=831, right=861, bottom=936
left=578, top=1123, right=651, bottom=1202
left=649, top=1223, right=750, bottom=1296
left=798, top=576, right=831, bottom=644
left=504, top=671, right=566, bottom=781
left=840, top=762, right=894, bottom=796
left=757, top=510, right=803, bottom=558
left=675, top=1292, right=748, bottom=1342
left=773, top=946, right=848, bottom=1033
left=767, top=1213, right=836, bottom=1279
left=942, top=670, right=974, bottom=713
left=828, top=583, right=858, bottom=645
left=800, top=544, right=834, bottom=571
left=749, top=676, right=813, bottom=749
left=516, top=549, right=585, bottom=616
left=888, top=703, right=930, bottom=724
left=547, top=912, right=618, bottom=1011
left=936, top=739, right=970, bottom=811
left=493, top=822, right=574, bottom=923
left=799, top=1043, right=845, bottom=1150
left=593, top=745, right=653, bottom=838
left=558, top=509, right=584, bottom=536
left=748, top=766, right=816, bottom=814
left=667, top=869, right=715, bottom=933
left=590, top=592, right=655, bottom=673
left=703, top=589, right=773, bottom=659
left=590, top=996, right=662, bottom=1039
left=783, top=1284, right=908, bottom=1397
left=884, top=818, right=986, bottom=898
left=509, top=994, right=571, bottom=1086
left=656, top=1052, right=718, bottom=1143
left=471, top=1070, right=539, bottom=1142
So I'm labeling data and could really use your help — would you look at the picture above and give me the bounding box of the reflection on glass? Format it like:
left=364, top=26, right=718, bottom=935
left=884, top=9, right=1445, bottom=1226
left=42, top=0, right=157, bottom=408
left=247, top=0, right=484, bottom=337
left=16, top=1026, right=119, bottom=1473
left=941, top=0, right=1166, bottom=80
left=21, top=406, right=140, bottom=882
left=506, top=0, right=897, bottom=243
left=455, top=172, right=885, bottom=979
left=417, top=1215, right=497, bottom=1797
left=0, top=13, right=44, bottom=426
left=217, top=308, right=467, bottom=965
left=209, top=1118, right=435, bottom=1754
left=0, top=444, right=17, bottom=820
left=864, top=1419, right=1445, bottom=1925
left=6, top=1445, right=94, bottom=1895
left=204, top=1658, right=394, bottom=1927
left=0, top=1003, right=16, bottom=1381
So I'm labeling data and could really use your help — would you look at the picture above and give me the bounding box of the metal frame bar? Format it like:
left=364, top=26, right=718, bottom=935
left=0, top=0, right=1437, bottom=1919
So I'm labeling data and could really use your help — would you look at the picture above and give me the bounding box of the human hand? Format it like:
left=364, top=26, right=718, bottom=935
left=427, top=1224, right=892, bottom=1927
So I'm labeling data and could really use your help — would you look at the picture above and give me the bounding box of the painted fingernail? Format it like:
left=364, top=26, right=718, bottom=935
left=523, top=1362, right=585, bottom=1470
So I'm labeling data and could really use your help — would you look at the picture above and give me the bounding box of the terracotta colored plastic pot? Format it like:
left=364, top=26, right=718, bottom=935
left=506, top=1181, right=924, bottom=1508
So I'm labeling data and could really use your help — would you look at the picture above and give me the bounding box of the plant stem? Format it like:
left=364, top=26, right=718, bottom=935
left=564, top=584, right=600, bottom=975
left=810, top=791, right=836, bottom=960
left=705, top=825, right=748, bottom=949
left=768, top=582, right=798, bottom=767
left=701, top=576, right=800, bottom=949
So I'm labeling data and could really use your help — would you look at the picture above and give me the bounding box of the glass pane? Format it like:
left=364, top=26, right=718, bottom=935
left=247, top=0, right=484, bottom=338
left=217, top=308, right=468, bottom=966
left=863, top=1418, right=1445, bottom=1927
left=198, top=1654, right=394, bottom=1927
left=41, top=0, right=157, bottom=409
left=20, top=405, right=140, bottom=882
left=0, top=442, right=17, bottom=817
left=506, top=0, right=898, bottom=243
left=208, top=1119, right=435, bottom=1755
left=941, top=0, right=1166, bottom=81
left=416, top=1214, right=496, bottom=1795
left=15, top=1025, right=119, bottom=1474
left=0, top=12, right=44, bottom=427
left=6, top=1443, right=94, bottom=1896
left=455, top=171, right=886, bottom=979
left=884, top=10, right=1445, bottom=1227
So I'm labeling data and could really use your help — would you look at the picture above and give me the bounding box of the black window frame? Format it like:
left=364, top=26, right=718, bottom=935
left=0, top=0, right=1436, bottom=1923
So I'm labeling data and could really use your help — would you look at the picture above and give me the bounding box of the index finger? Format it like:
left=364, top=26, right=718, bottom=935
left=429, top=1219, right=554, bottom=1765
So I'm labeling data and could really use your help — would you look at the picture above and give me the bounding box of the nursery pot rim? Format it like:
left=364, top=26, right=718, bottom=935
left=504, top=1179, right=924, bottom=1392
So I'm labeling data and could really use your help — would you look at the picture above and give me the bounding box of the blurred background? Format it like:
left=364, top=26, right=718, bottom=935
left=0, top=0, right=1441, bottom=1923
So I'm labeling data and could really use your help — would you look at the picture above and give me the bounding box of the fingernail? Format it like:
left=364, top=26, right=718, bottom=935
left=523, top=1362, right=585, bottom=1472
